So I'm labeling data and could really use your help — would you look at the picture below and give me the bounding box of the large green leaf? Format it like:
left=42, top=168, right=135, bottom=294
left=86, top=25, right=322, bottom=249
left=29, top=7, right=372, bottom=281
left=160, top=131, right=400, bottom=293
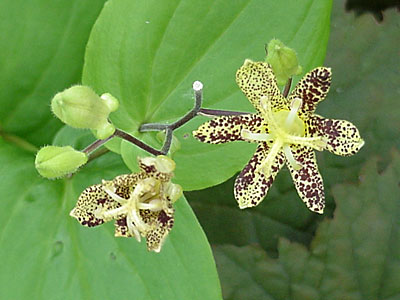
left=0, top=140, right=222, bottom=299
left=0, top=0, right=107, bottom=146
left=213, top=151, right=400, bottom=300
left=83, top=0, right=332, bottom=190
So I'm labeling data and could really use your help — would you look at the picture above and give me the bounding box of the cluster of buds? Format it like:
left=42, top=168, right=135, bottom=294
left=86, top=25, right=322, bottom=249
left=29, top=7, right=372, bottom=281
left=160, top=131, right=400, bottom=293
left=35, top=86, right=120, bottom=179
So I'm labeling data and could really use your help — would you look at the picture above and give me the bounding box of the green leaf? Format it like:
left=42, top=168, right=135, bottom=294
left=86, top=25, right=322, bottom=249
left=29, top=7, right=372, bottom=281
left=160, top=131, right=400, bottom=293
left=213, top=151, right=400, bottom=300
left=0, top=0, right=107, bottom=146
left=83, top=0, right=332, bottom=190
left=0, top=141, right=222, bottom=300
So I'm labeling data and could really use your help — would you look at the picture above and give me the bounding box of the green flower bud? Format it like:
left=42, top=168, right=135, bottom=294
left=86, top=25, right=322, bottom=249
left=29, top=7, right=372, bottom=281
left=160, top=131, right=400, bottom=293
left=92, top=123, right=116, bottom=140
left=265, top=39, right=302, bottom=86
left=35, top=146, right=88, bottom=179
left=100, top=93, right=119, bottom=112
left=51, top=86, right=119, bottom=138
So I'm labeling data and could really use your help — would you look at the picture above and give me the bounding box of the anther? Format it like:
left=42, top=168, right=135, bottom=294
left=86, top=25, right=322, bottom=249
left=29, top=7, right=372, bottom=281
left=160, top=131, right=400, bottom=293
left=241, top=129, right=272, bottom=142
left=260, top=96, right=269, bottom=112
left=283, top=145, right=302, bottom=170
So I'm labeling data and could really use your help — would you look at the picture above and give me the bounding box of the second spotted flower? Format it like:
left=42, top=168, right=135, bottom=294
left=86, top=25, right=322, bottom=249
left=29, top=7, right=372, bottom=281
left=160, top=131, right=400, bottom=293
left=193, top=59, right=364, bottom=213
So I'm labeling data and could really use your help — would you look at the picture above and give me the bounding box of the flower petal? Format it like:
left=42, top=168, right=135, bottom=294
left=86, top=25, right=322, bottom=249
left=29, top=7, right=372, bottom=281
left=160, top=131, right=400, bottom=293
left=111, top=173, right=142, bottom=197
left=145, top=209, right=174, bottom=252
left=288, top=67, right=331, bottom=116
left=71, top=173, right=142, bottom=227
left=306, top=115, right=365, bottom=156
left=114, top=217, right=133, bottom=237
left=138, top=158, right=173, bottom=182
left=236, top=59, right=288, bottom=112
left=70, top=183, right=120, bottom=227
left=234, top=142, right=285, bottom=208
left=193, top=114, right=266, bottom=144
left=286, top=145, right=324, bottom=213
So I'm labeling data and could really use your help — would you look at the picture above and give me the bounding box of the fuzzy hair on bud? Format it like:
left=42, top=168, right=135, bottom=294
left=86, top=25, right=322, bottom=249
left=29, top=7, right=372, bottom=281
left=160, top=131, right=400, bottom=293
left=35, top=145, right=88, bottom=179
left=51, top=86, right=119, bottom=139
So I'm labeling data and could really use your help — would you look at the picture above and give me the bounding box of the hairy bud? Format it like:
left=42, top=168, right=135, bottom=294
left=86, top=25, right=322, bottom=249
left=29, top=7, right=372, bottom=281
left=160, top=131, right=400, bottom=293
left=265, top=39, right=302, bottom=86
left=35, top=146, right=88, bottom=179
left=51, top=86, right=119, bottom=139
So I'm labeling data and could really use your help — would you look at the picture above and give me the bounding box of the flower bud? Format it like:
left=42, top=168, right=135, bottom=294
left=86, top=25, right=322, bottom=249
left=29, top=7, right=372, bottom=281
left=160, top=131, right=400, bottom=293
left=51, top=86, right=119, bottom=138
left=265, top=39, right=302, bottom=86
left=35, top=146, right=88, bottom=179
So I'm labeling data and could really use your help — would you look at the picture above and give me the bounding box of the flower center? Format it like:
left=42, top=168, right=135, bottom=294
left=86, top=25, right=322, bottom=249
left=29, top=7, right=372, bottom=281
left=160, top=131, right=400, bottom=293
left=272, top=110, right=305, bottom=137
left=241, top=97, right=326, bottom=176
left=96, top=178, right=165, bottom=241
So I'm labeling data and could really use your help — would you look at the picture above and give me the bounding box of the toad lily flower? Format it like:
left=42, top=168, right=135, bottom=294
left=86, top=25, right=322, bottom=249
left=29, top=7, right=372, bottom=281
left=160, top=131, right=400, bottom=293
left=70, top=155, right=182, bottom=252
left=193, top=59, right=364, bottom=213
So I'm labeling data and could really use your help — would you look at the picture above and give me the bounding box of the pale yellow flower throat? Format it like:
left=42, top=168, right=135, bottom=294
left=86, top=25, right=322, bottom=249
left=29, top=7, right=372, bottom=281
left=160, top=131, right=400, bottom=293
left=96, top=178, right=165, bottom=242
left=241, top=97, right=326, bottom=176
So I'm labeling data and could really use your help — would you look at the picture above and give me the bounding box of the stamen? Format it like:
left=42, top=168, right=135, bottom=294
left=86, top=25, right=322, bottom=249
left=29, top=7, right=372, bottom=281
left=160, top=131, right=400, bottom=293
left=133, top=178, right=159, bottom=202
left=283, top=145, right=302, bottom=170
left=138, top=199, right=163, bottom=212
left=261, top=139, right=283, bottom=176
left=285, top=98, right=302, bottom=128
left=288, top=135, right=327, bottom=151
left=241, top=129, right=272, bottom=142
left=101, top=205, right=127, bottom=219
left=103, top=186, right=128, bottom=205
left=130, top=208, right=150, bottom=233
left=263, top=99, right=281, bottom=132
left=126, top=214, right=141, bottom=242
left=260, top=96, right=269, bottom=112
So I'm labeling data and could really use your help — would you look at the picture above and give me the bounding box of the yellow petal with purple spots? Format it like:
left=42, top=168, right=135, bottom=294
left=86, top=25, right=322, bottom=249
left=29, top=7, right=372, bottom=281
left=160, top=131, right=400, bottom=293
left=234, top=142, right=285, bottom=208
left=236, top=59, right=289, bottom=112
left=193, top=114, right=267, bottom=144
left=286, top=145, right=325, bottom=213
left=305, top=115, right=365, bottom=156
left=288, top=67, right=331, bottom=117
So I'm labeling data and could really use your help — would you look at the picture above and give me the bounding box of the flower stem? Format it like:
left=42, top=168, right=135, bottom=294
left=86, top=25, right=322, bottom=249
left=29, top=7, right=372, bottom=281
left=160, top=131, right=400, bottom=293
left=82, top=135, right=114, bottom=154
left=82, top=81, right=252, bottom=159
left=113, top=129, right=165, bottom=156
left=139, top=81, right=204, bottom=133
left=139, top=81, right=249, bottom=154
left=198, top=108, right=247, bottom=116
left=283, top=77, right=292, bottom=98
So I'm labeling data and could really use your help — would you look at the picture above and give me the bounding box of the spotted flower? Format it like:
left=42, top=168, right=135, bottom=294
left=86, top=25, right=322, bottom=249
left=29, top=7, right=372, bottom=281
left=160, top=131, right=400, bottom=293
left=70, top=155, right=182, bottom=252
left=193, top=59, right=364, bottom=213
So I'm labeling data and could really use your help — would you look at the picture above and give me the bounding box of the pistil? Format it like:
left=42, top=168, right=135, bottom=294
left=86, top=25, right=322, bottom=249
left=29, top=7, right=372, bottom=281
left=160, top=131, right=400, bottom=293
left=285, top=98, right=302, bottom=128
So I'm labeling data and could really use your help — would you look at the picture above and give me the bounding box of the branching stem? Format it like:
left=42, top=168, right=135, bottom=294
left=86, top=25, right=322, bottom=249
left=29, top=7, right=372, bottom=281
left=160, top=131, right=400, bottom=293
left=81, top=78, right=277, bottom=159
